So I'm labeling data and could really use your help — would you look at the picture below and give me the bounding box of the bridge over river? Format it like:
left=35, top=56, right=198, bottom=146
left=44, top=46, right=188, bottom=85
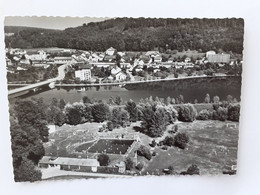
left=8, top=64, right=68, bottom=97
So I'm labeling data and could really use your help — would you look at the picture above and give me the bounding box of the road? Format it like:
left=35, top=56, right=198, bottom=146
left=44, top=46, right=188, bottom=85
left=8, top=63, right=68, bottom=96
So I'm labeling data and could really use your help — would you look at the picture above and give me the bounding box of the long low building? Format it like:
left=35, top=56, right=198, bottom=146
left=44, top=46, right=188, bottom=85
left=39, top=156, right=100, bottom=172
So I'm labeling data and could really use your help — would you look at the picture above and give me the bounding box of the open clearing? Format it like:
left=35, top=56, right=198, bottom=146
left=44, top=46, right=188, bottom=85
left=144, top=120, right=239, bottom=175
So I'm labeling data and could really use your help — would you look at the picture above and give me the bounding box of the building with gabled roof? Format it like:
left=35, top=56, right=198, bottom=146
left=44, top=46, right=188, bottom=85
left=38, top=156, right=100, bottom=172
left=105, top=47, right=117, bottom=56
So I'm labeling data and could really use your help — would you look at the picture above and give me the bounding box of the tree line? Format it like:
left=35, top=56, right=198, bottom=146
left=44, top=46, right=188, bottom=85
left=9, top=98, right=49, bottom=182
left=5, top=18, right=244, bottom=53
left=44, top=93, right=240, bottom=137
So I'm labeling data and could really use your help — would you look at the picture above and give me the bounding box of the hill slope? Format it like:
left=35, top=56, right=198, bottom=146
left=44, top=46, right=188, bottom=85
left=4, top=18, right=244, bottom=53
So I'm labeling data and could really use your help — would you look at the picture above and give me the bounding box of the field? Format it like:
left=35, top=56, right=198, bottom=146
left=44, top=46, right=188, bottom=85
left=144, top=120, right=239, bottom=175
left=88, top=139, right=135, bottom=154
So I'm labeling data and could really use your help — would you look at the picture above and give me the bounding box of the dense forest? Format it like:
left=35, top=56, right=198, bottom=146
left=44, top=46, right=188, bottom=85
left=5, top=18, right=244, bottom=53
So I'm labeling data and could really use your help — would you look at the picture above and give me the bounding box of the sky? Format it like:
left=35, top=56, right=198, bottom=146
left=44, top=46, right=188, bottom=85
left=4, top=16, right=110, bottom=30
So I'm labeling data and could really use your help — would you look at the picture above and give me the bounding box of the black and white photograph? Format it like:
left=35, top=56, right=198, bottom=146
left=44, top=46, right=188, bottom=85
left=1, top=0, right=260, bottom=194
left=5, top=16, right=243, bottom=181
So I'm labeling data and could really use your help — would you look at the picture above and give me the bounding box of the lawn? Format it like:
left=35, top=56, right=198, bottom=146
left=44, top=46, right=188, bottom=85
left=144, top=120, right=239, bottom=175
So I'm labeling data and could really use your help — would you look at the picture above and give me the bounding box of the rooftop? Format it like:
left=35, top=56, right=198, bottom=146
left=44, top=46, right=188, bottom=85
left=39, top=156, right=100, bottom=167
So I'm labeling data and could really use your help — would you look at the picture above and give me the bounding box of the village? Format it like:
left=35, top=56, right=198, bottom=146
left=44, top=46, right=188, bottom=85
left=5, top=47, right=242, bottom=86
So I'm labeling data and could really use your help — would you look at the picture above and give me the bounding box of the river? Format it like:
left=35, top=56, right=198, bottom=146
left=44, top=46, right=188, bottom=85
left=15, top=76, right=241, bottom=104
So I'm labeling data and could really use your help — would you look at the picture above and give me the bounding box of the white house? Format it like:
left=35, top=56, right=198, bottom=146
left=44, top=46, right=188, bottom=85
left=206, top=50, right=216, bottom=58
left=184, top=57, right=191, bottom=63
left=105, top=47, right=117, bottom=56
left=154, top=55, right=162, bottom=63
left=27, top=50, right=47, bottom=61
left=145, top=51, right=160, bottom=57
left=114, top=72, right=127, bottom=81
left=75, top=69, right=91, bottom=81
left=111, top=66, right=122, bottom=75
left=5, top=57, right=13, bottom=66
left=54, top=57, right=72, bottom=65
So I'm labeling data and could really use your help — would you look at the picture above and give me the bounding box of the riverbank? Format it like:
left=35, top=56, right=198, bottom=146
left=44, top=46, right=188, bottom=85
left=53, top=75, right=239, bottom=87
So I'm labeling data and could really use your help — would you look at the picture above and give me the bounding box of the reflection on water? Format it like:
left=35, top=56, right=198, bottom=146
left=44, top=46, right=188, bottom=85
left=10, top=77, right=242, bottom=104
left=21, top=86, right=240, bottom=105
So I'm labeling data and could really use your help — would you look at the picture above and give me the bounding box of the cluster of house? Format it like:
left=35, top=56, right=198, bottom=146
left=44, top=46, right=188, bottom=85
left=6, top=47, right=235, bottom=82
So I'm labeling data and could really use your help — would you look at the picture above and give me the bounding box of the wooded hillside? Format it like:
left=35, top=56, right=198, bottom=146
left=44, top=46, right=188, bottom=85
left=4, top=18, right=244, bottom=53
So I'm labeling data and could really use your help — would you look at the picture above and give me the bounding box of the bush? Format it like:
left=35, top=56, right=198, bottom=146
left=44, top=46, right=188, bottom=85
left=178, top=104, right=197, bottom=122
left=97, top=154, right=110, bottom=166
left=217, top=107, right=228, bottom=121
left=161, top=145, right=168, bottom=150
left=163, top=136, right=175, bottom=146
left=136, top=162, right=144, bottom=171
left=227, top=104, right=240, bottom=122
left=163, top=166, right=174, bottom=175
left=174, top=133, right=189, bottom=149
left=197, top=109, right=211, bottom=120
left=125, top=157, right=134, bottom=170
left=150, top=139, right=157, bottom=147
left=186, top=164, right=200, bottom=175
left=137, top=145, right=152, bottom=160
left=107, top=121, right=114, bottom=131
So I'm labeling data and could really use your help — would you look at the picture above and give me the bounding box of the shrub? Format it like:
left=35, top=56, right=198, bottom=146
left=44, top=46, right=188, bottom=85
left=197, top=109, right=211, bottom=120
left=107, top=121, right=114, bottom=131
left=125, top=157, right=134, bottom=170
left=152, top=151, right=157, bottom=156
left=136, top=162, right=144, bottom=171
left=163, top=136, right=175, bottom=146
left=178, top=104, right=197, bottom=122
left=213, top=103, right=220, bottom=111
left=97, top=154, right=110, bottom=166
left=150, top=139, right=157, bottom=147
left=163, top=166, right=174, bottom=175
left=186, top=164, right=200, bottom=175
left=137, top=145, right=152, bottom=160
left=174, top=133, right=189, bottom=149
left=227, top=104, right=240, bottom=122
left=217, top=107, right=228, bottom=121
left=161, top=145, right=168, bottom=150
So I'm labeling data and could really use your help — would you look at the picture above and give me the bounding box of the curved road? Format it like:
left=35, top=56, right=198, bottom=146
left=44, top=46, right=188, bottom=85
left=8, top=63, right=69, bottom=96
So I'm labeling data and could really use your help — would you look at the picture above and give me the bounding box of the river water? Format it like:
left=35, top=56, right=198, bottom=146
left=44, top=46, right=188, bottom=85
left=19, top=77, right=241, bottom=104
